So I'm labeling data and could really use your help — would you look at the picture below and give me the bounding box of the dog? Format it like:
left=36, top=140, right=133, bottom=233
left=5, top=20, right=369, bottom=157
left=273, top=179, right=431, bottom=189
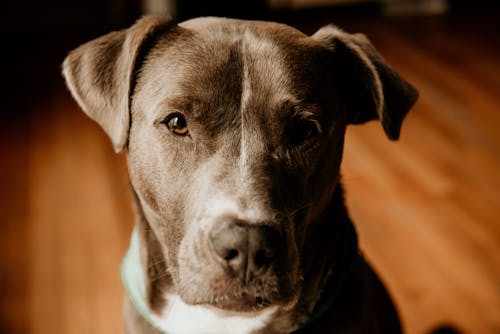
left=62, top=15, right=418, bottom=334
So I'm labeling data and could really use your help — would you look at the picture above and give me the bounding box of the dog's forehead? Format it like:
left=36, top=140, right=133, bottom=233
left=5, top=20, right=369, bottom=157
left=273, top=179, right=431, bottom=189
left=176, top=17, right=322, bottom=78
left=135, top=18, right=327, bottom=128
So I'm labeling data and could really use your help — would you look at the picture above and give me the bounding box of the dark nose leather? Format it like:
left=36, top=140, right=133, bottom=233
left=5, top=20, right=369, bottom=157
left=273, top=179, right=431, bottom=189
left=210, top=220, right=281, bottom=283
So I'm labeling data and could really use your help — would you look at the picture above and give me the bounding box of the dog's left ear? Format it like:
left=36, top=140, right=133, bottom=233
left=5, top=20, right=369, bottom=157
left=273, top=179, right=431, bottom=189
left=312, top=25, right=418, bottom=140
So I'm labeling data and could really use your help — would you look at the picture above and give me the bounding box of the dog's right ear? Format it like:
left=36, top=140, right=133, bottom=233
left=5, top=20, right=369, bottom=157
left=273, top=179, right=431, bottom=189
left=62, top=15, right=174, bottom=153
left=312, top=25, right=418, bottom=140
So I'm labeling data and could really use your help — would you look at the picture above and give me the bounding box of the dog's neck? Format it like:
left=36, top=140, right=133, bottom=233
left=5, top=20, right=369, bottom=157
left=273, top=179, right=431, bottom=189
left=124, top=183, right=358, bottom=333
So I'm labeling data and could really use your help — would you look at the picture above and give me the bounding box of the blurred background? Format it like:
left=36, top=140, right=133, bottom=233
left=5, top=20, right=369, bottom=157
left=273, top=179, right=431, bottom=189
left=1, top=0, right=499, bottom=333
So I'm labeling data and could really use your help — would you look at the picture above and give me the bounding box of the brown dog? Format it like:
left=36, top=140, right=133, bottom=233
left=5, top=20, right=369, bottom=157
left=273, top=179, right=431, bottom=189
left=63, top=15, right=417, bottom=334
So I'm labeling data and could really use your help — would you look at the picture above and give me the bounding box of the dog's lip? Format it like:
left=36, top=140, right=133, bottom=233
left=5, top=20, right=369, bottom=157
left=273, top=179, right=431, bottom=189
left=200, top=293, right=273, bottom=312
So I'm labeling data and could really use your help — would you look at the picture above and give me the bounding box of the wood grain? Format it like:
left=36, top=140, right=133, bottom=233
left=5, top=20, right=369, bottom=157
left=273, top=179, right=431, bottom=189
left=1, top=10, right=498, bottom=334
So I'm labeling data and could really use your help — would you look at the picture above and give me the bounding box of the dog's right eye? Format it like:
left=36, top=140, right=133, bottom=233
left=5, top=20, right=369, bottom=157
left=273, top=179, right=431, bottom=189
left=164, top=113, right=189, bottom=136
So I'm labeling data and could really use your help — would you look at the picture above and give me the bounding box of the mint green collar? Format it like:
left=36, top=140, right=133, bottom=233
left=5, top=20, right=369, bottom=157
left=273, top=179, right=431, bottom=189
left=121, top=227, right=165, bottom=332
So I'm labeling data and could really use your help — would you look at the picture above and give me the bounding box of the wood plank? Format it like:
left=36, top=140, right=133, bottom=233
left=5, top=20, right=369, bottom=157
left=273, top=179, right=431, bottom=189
left=26, top=91, right=133, bottom=334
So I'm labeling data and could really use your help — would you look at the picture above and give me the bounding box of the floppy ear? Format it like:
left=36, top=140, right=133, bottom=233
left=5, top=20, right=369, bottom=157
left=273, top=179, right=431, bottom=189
left=62, top=15, right=174, bottom=152
left=312, top=25, right=418, bottom=140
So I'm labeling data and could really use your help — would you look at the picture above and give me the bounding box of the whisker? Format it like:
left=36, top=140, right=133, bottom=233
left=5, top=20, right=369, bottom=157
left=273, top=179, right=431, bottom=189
left=151, top=270, right=170, bottom=283
left=287, top=202, right=314, bottom=218
left=148, top=258, right=167, bottom=269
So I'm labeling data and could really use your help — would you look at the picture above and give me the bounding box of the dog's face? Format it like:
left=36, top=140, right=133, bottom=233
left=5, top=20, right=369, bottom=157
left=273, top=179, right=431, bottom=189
left=127, top=19, right=347, bottom=310
left=63, top=16, right=417, bottom=312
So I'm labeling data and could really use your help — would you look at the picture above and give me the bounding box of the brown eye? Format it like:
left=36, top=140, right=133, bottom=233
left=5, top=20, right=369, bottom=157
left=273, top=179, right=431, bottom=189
left=165, top=113, right=189, bottom=136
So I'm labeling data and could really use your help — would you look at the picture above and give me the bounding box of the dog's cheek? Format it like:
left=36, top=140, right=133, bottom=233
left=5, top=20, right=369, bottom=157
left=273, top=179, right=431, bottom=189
left=127, top=123, right=196, bottom=267
left=290, top=130, right=346, bottom=250
left=310, top=123, right=345, bottom=192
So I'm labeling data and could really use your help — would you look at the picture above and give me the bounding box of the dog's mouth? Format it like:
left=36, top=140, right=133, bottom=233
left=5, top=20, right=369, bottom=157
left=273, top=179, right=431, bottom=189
left=205, top=293, right=272, bottom=312
left=186, top=279, right=302, bottom=313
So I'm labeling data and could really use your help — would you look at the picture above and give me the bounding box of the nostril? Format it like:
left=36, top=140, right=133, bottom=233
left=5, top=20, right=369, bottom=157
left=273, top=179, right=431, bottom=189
left=224, top=249, right=240, bottom=262
left=210, top=221, right=248, bottom=269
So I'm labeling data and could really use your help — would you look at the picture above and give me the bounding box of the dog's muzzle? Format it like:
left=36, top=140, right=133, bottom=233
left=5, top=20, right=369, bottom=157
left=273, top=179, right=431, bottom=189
left=198, top=217, right=298, bottom=311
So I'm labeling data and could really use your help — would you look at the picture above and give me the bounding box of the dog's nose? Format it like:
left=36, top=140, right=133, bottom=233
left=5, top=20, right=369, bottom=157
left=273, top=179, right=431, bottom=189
left=210, top=220, right=280, bottom=282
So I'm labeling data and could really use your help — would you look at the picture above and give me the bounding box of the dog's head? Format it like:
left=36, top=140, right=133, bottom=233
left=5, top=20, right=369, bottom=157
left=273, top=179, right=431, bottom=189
left=63, top=16, right=417, bottom=313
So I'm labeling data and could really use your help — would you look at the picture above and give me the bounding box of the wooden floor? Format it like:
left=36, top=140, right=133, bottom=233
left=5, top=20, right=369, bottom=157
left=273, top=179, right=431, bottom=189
left=1, top=8, right=499, bottom=334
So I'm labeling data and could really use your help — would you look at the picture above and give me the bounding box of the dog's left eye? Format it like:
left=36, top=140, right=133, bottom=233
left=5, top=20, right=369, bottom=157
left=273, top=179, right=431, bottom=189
left=287, top=119, right=321, bottom=147
left=164, top=113, right=189, bottom=136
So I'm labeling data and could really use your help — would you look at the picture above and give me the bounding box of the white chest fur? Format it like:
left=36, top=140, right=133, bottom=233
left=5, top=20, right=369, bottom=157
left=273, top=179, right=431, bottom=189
left=152, top=294, right=278, bottom=334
